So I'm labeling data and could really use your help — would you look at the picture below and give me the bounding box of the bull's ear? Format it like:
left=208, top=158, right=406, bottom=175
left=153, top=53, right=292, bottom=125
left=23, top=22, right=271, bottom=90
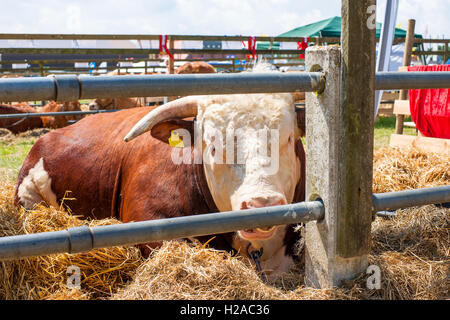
left=150, top=119, right=194, bottom=145
left=295, top=106, right=305, bottom=137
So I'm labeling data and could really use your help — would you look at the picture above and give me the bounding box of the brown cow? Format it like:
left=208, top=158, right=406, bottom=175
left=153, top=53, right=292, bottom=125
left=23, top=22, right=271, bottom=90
left=37, top=101, right=82, bottom=129
left=175, top=61, right=216, bottom=74
left=88, top=62, right=216, bottom=111
left=0, top=101, right=81, bottom=133
left=88, top=97, right=145, bottom=111
left=0, top=103, right=43, bottom=134
left=15, top=65, right=306, bottom=280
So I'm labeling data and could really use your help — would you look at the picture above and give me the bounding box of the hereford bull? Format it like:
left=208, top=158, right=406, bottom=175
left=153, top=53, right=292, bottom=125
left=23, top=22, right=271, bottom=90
left=15, top=66, right=306, bottom=280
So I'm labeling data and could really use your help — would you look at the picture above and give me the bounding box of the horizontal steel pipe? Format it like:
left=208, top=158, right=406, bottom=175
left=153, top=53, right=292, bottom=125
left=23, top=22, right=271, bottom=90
left=0, top=109, right=123, bottom=119
left=0, top=185, right=448, bottom=260
left=0, top=73, right=324, bottom=102
left=80, top=72, right=324, bottom=99
left=0, top=77, right=56, bottom=102
left=0, top=201, right=324, bottom=260
left=375, top=71, right=450, bottom=90
left=1, top=72, right=448, bottom=102
left=373, top=185, right=450, bottom=212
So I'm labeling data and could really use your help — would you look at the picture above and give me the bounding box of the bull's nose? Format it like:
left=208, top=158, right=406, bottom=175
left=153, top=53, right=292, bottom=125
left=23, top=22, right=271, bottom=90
left=241, top=197, right=286, bottom=209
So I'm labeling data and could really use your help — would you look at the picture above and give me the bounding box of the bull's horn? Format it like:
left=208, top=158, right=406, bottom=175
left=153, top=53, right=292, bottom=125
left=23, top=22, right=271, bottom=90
left=124, top=96, right=199, bottom=142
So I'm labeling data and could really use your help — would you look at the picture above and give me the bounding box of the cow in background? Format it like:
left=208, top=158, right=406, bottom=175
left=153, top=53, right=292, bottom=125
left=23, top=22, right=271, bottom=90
left=0, top=101, right=82, bottom=133
left=37, top=101, right=82, bottom=129
left=88, top=62, right=216, bottom=111
left=88, top=97, right=145, bottom=111
left=0, top=103, right=43, bottom=134
left=175, top=61, right=216, bottom=74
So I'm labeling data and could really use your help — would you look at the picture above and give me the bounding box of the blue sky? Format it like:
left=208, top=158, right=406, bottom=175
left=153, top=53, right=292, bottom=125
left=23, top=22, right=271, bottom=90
left=1, top=0, right=448, bottom=38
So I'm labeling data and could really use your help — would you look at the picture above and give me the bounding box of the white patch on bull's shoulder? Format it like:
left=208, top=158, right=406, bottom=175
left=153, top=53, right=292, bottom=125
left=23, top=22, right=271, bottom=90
left=17, top=158, right=58, bottom=209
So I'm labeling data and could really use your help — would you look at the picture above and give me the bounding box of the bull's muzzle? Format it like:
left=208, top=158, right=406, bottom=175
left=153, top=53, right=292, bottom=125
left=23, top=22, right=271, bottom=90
left=238, top=196, right=286, bottom=241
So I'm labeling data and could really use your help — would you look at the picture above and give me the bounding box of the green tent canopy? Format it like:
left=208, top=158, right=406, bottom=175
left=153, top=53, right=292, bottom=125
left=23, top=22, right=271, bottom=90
left=257, top=16, right=422, bottom=50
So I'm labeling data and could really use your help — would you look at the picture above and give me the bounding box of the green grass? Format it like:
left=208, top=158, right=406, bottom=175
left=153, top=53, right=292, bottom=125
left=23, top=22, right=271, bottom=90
left=374, top=116, right=417, bottom=149
left=0, top=138, right=37, bottom=182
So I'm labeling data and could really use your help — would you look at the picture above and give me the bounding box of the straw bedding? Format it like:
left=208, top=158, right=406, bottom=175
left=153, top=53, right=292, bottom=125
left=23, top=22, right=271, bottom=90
left=0, top=184, right=143, bottom=300
left=0, top=146, right=448, bottom=300
left=0, top=128, right=50, bottom=142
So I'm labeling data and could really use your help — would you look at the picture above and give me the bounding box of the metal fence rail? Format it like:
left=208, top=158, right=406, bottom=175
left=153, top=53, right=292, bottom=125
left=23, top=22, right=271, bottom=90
left=0, top=109, right=123, bottom=119
left=0, top=200, right=325, bottom=260
left=0, top=186, right=448, bottom=261
left=372, top=185, right=450, bottom=211
left=0, top=106, right=305, bottom=119
left=375, top=71, right=450, bottom=90
left=0, top=72, right=324, bottom=102
left=0, top=72, right=449, bottom=103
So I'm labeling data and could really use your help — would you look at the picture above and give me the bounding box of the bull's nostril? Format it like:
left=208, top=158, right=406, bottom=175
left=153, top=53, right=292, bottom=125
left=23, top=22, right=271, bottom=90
left=271, top=198, right=286, bottom=206
left=240, top=201, right=249, bottom=210
left=247, top=197, right=286, bottom=208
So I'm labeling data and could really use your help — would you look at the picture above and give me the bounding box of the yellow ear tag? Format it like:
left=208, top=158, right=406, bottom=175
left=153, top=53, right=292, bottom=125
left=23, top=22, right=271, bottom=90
left=168, top=130, right=184, bottom=148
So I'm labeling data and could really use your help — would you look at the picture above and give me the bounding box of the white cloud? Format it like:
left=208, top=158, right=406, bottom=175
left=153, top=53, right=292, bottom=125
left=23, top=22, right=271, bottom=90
left=377, top=0, right=450, bottom=38
left=66, top=5, right=82, bottom=32
left=0, top=0, right=447, bottom=37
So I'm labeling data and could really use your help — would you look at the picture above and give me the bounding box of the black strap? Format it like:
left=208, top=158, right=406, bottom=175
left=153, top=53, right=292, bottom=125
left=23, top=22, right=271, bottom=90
left=246, top=243, right=267, bottom=281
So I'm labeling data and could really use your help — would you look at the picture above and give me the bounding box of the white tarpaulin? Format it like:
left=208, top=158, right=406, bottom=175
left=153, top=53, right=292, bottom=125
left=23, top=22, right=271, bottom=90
left=376, top=42, right=405, bottom=72
left=375, top=0, right=399, bottom=117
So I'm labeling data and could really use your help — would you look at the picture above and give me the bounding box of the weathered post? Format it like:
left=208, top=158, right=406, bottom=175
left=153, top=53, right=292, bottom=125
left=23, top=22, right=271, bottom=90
left=39, top=62, right=46, bottom=106
left=304, top=0, right=376, bottom=288
left=395, top=19, right=416, bottom=134
left=444, top=42, right=449, bottom=65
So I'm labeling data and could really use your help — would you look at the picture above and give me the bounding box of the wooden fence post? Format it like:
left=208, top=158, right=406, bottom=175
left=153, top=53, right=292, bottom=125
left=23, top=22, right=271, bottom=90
left=304, top=0, right=376, bottom=288
left=396, top=19, right=416, bottom=134
left=444, top=42, right=448, bottom=64
left=168, top=37, right=176, bottom=102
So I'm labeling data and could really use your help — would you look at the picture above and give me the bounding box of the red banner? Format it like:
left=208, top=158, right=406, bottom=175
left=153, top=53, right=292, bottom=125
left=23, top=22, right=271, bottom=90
left=159, top=35, right=174, bottom=60
left=408, top=65, right=450, bottom=139
left=297, top=37, right=309, bottom=59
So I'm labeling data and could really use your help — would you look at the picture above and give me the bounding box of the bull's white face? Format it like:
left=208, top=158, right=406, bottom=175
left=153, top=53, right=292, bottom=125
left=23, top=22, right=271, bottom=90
left=196, top=93, right=302, bottom=276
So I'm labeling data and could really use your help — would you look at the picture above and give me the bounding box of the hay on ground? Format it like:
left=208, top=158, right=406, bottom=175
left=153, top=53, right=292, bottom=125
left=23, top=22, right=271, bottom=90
left=0, top=146, right=448, bottom=300
left=373, top=147, right=449, bottom=192
left=0, top=183, right=143, bottom=300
